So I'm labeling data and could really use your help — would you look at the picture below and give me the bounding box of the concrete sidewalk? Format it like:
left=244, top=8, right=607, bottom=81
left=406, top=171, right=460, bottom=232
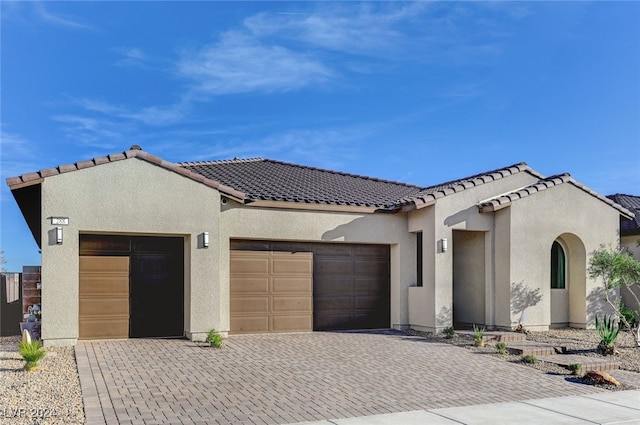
left=289, top=390, right=640, bottom=425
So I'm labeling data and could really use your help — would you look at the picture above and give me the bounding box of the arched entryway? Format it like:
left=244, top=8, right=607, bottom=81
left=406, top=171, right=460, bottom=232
left=550, top=233, right=587, bottom=328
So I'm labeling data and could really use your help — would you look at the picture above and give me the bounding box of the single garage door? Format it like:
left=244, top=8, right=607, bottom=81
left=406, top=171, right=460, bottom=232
left=79, top=234, right=184, bottom=339
left=230, top=251, right=313, bottom=333
left=230, top=240, right=390, bottom=332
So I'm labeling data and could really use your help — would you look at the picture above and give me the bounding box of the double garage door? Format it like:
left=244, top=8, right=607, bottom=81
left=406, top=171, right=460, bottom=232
left=230, top=240, right=390, bottom=333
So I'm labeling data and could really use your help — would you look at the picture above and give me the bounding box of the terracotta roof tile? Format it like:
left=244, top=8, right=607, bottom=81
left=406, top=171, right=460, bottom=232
left=479, top=174, right=634, bottom=218
left=179, top=158, right=420, bottom=209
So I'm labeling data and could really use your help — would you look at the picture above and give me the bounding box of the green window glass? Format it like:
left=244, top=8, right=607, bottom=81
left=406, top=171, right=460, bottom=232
left=551, top=241, right=566, bottom=289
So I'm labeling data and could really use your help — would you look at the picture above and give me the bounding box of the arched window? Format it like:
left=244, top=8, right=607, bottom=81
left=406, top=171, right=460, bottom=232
left=551, top=241, right=566, bottom=289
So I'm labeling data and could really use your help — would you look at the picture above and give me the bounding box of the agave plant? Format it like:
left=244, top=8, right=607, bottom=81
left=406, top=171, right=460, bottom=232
left=472, top=324, right=486, bottom=347
left=18, top=340, right=47, bottom=372
left=596, top=314, right=620, bottom=355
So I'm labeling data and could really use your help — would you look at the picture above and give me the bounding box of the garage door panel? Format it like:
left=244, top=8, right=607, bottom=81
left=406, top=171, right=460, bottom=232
left=231, top=277, right=269, bottom=294
left=314, top=313, right=354, bottom=330
left=80, top=297, right=129, bottom=316
left=313, top=276, right=353, bottom=292
left=272, top=255, right=313, bottom=274
left=315, top=258, right=352, bottom=275
left=231, top=316, right=269, bottom=333
left=272, top=296, right=312, bottom=312
left=314, top=295, right=354, bottom=311
left=272, top=277, right=312, bottom=293
left=354, top=295, right=388, bottom=310
left=79, top=276, right=128, bottom=295
left=231, top=254, right=270, bottom=274
left=272, top=315, right=313, bottom=332
left=314, top=244, right=352, bottom=256
left=352, top=244, right=389, bottom=257
left=230, top=296, right=269, bottom=313
left=355, top=260, right=389, bottom=276
left=80, top=318, right=129, bottom=340
left=355, top=278, right=388, bottom=293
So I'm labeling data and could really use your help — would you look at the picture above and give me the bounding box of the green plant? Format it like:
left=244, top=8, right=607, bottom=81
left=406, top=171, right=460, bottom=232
left=496, top=342, right=507, bottom=355
left=589, top=247, right=640, bottom=347
left=206, top=329, right=224, bottom=348
left=522, top=354, right=538, bottom=364
left=18, top=340, right=46, bottom=372
left=568, top=363, right=583, bottom=376
left=443, top=327, right=455, bottom=339
left=617, top=301, right=638, bottom=329
left=472, top=324, right=486, bottom=347
left=595, top=314, right=620, bottom=355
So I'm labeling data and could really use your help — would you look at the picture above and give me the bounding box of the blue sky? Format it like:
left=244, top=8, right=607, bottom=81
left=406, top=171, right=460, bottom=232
left=1, top=1, right=639, bottom=271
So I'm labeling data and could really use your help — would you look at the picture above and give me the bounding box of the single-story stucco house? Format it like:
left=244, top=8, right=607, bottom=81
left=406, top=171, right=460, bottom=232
left=7, top=146, right=634, bottom=346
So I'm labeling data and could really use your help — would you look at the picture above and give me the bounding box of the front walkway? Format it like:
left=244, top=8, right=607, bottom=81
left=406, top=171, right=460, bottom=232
left=76, top=331, right=607, bottom=425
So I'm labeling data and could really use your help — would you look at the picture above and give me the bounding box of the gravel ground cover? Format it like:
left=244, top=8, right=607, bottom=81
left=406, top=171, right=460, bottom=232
left=407, top=328, right=640, bottom=390
left=0, top=336, right=85, bottom=425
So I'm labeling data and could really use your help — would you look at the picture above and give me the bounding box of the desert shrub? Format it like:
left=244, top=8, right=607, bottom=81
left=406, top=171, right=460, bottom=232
left=521, top=354, right=538, bottom=364
left=206, top=329, right=224, bottom=348
left=18, top=340, right=46, bottom=371
left=496, top=342, right=507, bottom=355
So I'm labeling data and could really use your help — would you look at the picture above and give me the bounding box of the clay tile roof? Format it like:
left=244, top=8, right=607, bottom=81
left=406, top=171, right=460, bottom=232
left=479, top=174, right=634, bottom=219
left=398, top=162, right=537, bottom=208
left=178, top=158, right=421, bottom=209
left=607, top=194, right=640, bottom=235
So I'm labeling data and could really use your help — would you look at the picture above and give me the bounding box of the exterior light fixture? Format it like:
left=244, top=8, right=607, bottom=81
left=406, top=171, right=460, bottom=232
left=55, top=226, right=63, bottom=244
left=441, top=238, right=448, bottom=253
left=202, top=232, right=209, bottom=248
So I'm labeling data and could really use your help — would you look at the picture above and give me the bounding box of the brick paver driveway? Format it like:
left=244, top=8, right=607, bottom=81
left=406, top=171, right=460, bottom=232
left=76, top=330, right=604, bottom=425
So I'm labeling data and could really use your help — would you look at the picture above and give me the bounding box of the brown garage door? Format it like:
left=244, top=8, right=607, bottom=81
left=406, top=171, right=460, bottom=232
left=230, top=251, right=313, bottom=334
left=313, top=243, right=390, bottom=330
left=79, top=256, right=130, bottom=339
left=79, top=234, right=184, bottom=339
left=230, top=241, right=390, bottom=332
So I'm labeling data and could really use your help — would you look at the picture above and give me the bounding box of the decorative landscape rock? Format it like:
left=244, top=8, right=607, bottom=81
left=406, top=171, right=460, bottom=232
left=584, top=370, right=621, bottom=387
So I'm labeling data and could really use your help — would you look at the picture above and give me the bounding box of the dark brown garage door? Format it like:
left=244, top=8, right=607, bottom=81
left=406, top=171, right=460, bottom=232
left=230, top=240, right=390, bottom=331
left=79, top=235, right=184, bottom=339
left=230, top=251, right=313, bottom=334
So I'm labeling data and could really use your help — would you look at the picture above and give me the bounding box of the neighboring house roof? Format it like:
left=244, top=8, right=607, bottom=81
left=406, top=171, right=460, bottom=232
left=479, top=174, right=634, bottom=218
left=607, top=194, right=640, bottom=235
left=179, top=158, right=420, bottom=209
left=4, top=146, right=634, bottom=219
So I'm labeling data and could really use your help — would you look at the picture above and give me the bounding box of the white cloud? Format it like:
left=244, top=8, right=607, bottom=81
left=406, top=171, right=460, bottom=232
left=113, top=47, right=150, bottom=68
left=52, top=115, right=123, bottom=148
left=33, top=1, right=92, bottom=30
left=244, top=3, right=427, bottom=57
left=177, top=32, right=332, bottom=96
left=74, top=97, right=187, bottom=126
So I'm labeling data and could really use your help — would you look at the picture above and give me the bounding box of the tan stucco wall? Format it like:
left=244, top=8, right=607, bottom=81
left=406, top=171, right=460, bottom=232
left=407, top=171, right=621, bottom=332
left=219, top=203, right=415, bottom=330
left=505, top=184, right=620, bottom=330
left=40, top=158, right=221, bottom=345
left=452, top=230, right=486, bottom=326
left=408, top=171, right=539, bottom=332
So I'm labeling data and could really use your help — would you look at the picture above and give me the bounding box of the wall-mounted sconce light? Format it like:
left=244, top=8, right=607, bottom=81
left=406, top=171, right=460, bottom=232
left=55, top=226, right=63, bottom=244
left=440, top=238, right=448, bottom=253
left=201, top=232, right=209, bottom=248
